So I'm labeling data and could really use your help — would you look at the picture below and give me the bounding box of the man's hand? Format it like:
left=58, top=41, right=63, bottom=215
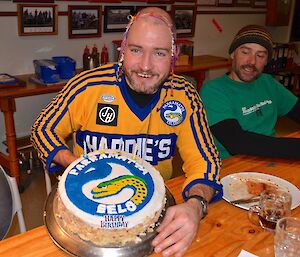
left=152, top=184, right=214, bottom=256
left=53, top=149, right=78, bottom=168
left=152, top=200, right=201, bottom=257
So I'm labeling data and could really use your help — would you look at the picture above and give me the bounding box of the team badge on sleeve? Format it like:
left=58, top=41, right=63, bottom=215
left=160, top=100, right=186, bottom=126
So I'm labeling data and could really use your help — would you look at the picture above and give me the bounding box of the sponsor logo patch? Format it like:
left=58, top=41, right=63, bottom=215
left=160, top=100, right=186, bottom=126
left=96, top=104, right=118, bottom=126
left=101, top=94, right=116, bottom=103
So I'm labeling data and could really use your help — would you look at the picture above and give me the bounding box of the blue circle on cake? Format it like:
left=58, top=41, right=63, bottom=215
left=64, top=153, right=154, bottom=217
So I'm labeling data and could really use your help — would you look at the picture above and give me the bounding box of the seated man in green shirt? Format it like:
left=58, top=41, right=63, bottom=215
left=200, top=24, right=300, bottom=160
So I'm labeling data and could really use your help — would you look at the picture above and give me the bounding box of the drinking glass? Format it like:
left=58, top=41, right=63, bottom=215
left=248, top=189, right=292, bottom=232
left=274, top=217, right=300, bottom=257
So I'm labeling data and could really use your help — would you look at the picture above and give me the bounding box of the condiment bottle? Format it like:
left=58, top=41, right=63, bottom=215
left=100, top=44, right=109, bottom=65
left=83, top=45, right=91, bottom=70
left=91, top=44, right=100, bottom=68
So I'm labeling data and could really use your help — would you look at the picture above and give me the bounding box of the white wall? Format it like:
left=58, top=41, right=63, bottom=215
left=0, top=1, right=292, bottom=151
left=193, top=13, right=265, bottom=80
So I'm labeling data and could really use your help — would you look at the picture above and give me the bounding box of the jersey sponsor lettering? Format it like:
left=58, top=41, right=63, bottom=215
left=76, top=131, right=177, bottom=165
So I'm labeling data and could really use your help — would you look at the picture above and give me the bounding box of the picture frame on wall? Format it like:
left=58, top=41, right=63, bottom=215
left=216, top=0, right=234, bottom=6
left=197, top=0, right=216, bottom=6
left=88, top=0, right=121, bottom=3
left=251, top=0, right=266, bottom=8
left=234, top=0, right=252, bottom=7
left=104, top=6, right=134, bottom=33
left=68, top=5, right=102, bottom=39
left=13, top=0, right=54, bottom=3
left=147, top=0, right=174, bottom=4
left=17, top=4, right=58, bottom=36
left=171, top=5, right=196, bottom=38
left=122, top=0, right=146, bottom=2
left=175, top=0, right=196, bottom=2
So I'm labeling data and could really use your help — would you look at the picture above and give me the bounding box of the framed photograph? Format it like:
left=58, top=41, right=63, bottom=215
left=68, top=5, right=101, bottom=39
left=197, top=0, right=216, bottom=6
left=17, top=4, right=58, bottom=36
left=122, top=0, right=146, bottom=2
left=171, top=5, right=196, bottom=38
left=252, top=0, right=266, bottom=8
left=13, top=0, right=54, bottom=2
left=88, top=0, right=121, bottom=3
left=175, top=0, right=195, bottom=2
left=234, top=0, right=251, bottom=7
left=216, top=0, right=234, bottom=6
left=104, top=6, right=134, bottom=33
left=147, top=0, right=174, bottom=4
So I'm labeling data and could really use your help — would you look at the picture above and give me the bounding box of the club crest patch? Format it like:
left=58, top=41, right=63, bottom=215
left=160, top=100, right=186, bottom=126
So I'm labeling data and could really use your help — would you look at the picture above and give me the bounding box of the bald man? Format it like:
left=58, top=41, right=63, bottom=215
left=32, top=7, right=222, bottom=257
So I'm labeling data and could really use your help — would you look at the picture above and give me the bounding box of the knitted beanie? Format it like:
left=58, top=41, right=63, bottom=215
left=229, top=25, right=273, bottom=60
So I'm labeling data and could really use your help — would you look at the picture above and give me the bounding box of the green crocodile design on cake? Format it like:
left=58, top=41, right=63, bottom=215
left=91, top=175, right=148, bottom=205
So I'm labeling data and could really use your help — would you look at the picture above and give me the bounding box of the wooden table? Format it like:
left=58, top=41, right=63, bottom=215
left=0, top=55, right=230, bottom=185
left=0, top=76, right=66, bottom=185
left=1, top=147, right=300, bottom=256
left=175, top=55, right=231, bottom=91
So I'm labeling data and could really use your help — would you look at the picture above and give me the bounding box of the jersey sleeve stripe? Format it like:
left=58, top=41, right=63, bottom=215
left=31, top=65, right=118, bottom=166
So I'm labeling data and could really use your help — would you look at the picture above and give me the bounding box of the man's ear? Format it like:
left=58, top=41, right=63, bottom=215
left=230, top=52, right=235, bottom=60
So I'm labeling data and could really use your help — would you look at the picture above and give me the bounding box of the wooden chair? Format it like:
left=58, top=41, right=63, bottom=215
left=44, top=168, right=52, bottom=196
left=0, top=166, right=26, bottom=239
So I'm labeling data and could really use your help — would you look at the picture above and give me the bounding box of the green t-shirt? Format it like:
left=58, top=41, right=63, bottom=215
left=200, top=73, right=298, bottom=160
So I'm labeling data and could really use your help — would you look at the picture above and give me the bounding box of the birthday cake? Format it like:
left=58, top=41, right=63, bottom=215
left=54, top=149, right=166, bottom=246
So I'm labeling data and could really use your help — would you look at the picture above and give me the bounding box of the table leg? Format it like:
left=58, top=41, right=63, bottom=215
left=0, top=98, right=20, bottom=184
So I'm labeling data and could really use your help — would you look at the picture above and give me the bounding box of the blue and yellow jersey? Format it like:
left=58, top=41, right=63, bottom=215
left=31, top=63, right=222, bottom=202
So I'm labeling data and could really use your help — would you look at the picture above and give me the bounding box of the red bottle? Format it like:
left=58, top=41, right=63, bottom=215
left=83, top=45, right=91, bottom=70
left=92, top=44, right=100, bottom=67
left=100, top=45, right=109, bottom=65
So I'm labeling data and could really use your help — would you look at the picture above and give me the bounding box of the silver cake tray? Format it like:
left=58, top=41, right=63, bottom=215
left=43, top=185, right=176, bottom=257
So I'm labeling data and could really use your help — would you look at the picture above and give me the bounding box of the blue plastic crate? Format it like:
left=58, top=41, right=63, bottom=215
left=33, top=60, right=60, bottom=84
left=52, top=56, right=76, bottom=80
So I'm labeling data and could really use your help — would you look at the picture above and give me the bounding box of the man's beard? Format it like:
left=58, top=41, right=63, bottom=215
left=125, top=69, right=169, bottom=94
left=235, top=64, right=262, bottom=82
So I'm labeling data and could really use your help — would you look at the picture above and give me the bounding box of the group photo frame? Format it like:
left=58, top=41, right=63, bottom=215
left=147, top=0, right=174, bottom=3
left=171, top=5, right=196, bottom=38
left=251, top=0, right=267, bottom=8
left=17, top=4, right=58, bottom=36
left=216, top=0, right=234, bottom=6
left=234, top=0, right=252, bottom=7
left=13, top=0, right=54, bottom=3
left=197, top=0, right=216, bottom=6
left=104, top=6, right=135, bottom=33
left=68, top=5, right=102, bottom=39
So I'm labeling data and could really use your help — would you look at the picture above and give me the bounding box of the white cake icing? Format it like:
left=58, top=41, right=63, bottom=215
left=56, top=149, right=166, bottom=245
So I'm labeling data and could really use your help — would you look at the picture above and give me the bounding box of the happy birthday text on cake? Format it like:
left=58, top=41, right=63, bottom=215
left=100, top=215, right=128, bottom=228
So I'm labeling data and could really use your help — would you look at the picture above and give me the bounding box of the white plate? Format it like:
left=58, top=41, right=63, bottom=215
left=221, top=172, right=300, bottom=210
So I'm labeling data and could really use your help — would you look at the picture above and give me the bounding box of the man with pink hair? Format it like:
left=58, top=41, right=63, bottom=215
left=32, top=7, right=222, bottom=257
